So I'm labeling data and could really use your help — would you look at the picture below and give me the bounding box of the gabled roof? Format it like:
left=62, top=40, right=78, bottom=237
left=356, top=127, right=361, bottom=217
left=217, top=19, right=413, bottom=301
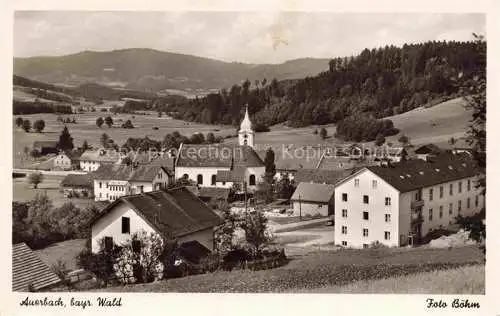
left=414, top=143, right=443, bottom=155
left=291, top=182, right=335, bottom=203
left=198, top=187, right=230, bottom=200
left=364, top=154, right=482, bottom=193
left=92, top=187, right=221, bottom=238
left=79, top=149, right=121, bottom=163
left=92, top=164, right=167, bottom=182
left=216, top=166, right=246, bottom=183
left=12, top=243, right=61, bottom=291
left=60, top=173, right=94, bottom=188
left=176, top=144, right=264, bottom=168
left=294, top=168, right=358, bottom=185
left=33, top=141, right=58, bottom=149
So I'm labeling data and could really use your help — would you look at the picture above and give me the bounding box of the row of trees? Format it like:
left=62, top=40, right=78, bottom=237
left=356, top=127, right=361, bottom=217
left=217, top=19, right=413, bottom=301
left=15, top=117, right=45, bottom=133
left=12, top=194, right=99, bottom=249
left=13, top=100, right=73, bottom=115
left=335, top=115, right=399, bottom=142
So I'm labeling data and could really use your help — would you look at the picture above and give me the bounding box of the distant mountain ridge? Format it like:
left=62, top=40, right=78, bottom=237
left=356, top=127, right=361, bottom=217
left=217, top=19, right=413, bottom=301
left=14, top=48, right=330, bottom=92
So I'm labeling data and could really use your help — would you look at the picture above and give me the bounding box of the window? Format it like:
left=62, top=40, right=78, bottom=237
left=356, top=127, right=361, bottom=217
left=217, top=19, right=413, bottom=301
left=449, top=183, right=453, bottom=196
left=475, top=195, right=479, bottom=207
left=122, top=217, right=130, bottom=234
left=197, top=174, right=203, bottom=185
left=104, top=236, right=114, bottom=251
left=211, top=175, right=216, bottom=186
left=341, top=241, right=347, bottom=246
left=384, top=231, right=390, bottom=240
left=458, top=181, right=462, bottom=193
left=428, top=209, right=433, bottom=221
left=458, top=200, right=462, bottom=213
left=139, top=186, right=144, bottom=193
left=363, top=211, right=369, bottom=220
left=385, top=214, right=391, bottom=223
left=249, top=174, right=256, bottom=186
left=341, top=226, right=347, bottom=234
left=439, top=206, right=443, bottom=219
left=99, top=182, right=102, bottom=189
left=467, top=198, right=471, bottom=209
left=363, top=244, right=369, bottom=249
left=467, top=179, right=471, bottom=191
left=449, top=203, right=453, bottom=215
left=132, top=240, right=141, bottom=254
left=363, top=195, right=369, bottom=204
left=354, top=179, right=360, bottom=187
left=342, top=209, right=348, bottom=218
left=342, top=193, right=348, bottom=202
left=363, top=228, right=369, bottom=237
left=439, top=186, right=443, bottom=198
left=385, top=197, right=391, bottom=206
left=372, top=180, right=377, bottom=188
left=429, top=188, right=433, bottom=201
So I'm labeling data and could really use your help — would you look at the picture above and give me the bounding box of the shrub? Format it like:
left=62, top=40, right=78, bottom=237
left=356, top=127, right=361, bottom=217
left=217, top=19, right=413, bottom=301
left=28, top=172, right=44, bottom=189
left=29, top=149, right=41, bottom=158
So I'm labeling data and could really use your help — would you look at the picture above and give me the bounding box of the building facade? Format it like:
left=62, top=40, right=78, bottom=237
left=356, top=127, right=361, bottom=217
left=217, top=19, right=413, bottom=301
left=174, top=107, right=265, bottom=193
left=90, top=188, right=221, bottom=253
left=290, top=182, right=335, bottom=217
left=334, top=155, right=484, bottom=248
left=93, top=164, right=172, bottom=201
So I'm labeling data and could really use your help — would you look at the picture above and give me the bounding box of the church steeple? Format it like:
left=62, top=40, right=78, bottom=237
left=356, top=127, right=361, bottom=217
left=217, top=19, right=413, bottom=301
left=238, top=104, right=254, bottom=148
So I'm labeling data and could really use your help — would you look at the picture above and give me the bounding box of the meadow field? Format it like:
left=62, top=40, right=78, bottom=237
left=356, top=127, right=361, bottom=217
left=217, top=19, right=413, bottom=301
left=13, top=111, right=236, bottom=168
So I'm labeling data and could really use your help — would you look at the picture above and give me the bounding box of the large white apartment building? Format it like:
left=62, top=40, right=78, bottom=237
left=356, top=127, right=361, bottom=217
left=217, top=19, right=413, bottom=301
left=334, top=154, right=484, bottom=248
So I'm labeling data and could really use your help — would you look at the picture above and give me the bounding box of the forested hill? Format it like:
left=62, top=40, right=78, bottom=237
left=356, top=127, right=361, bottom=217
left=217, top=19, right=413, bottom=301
left=14, top=49, right=330, bottom=92
left=165, top=40, right=485, bottom=131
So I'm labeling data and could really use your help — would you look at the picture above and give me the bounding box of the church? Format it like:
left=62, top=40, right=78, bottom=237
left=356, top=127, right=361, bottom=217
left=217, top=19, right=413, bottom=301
left=174, top=106, right=266, bottom=193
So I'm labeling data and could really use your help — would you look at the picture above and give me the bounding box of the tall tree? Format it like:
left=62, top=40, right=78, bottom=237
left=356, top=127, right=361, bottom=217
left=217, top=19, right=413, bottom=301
left=105, top=116, right=113, bottom=128
left=58, top=126, right=74, bottom=151
left=463, top=33, right=486, bottom=193
left=96, top=117, right=104, bottom=128
left=15, top=117, right=23, bottom=128
left=22, top=119, right=31, bottom=132
left=33, top=120, right=45, bottom=133
left=264, top=148, right=276, bottom=177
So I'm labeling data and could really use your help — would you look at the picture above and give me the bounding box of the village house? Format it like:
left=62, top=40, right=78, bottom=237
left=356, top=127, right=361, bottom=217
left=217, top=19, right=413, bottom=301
left=414, top=143, right=444, bottom=161
left=53, top=151, right=80, bottom=170
left=33, top=141, right=59, bottom=156
left=90, top=187, right=221, bottom=253
left=12, top=243, right=61, bottom=291
left=60, top=173, right=94, bottom=198
left=79, top=149, right=122, bottom=172
left=175, top=106, right=265, bottom=193
left=290, top=182, right=335, bottom=217
left=334, top=153, right=484, bottom=248
left=93, top=164, right=173, bottom=202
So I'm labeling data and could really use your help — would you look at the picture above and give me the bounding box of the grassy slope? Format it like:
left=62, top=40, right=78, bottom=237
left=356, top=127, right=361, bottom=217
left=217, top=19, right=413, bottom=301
left=97, top=245, right=484, bottom=293
left=35, top=239, right=87, bottom=271
left=303, top=264, right=484, bottom=294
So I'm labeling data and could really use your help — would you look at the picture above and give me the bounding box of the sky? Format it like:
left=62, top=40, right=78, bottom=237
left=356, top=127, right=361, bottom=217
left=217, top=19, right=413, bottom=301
left=14, top=12, right=486, bottom=64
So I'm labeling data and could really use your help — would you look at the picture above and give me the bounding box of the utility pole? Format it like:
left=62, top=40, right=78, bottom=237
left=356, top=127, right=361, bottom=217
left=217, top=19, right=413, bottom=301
left=244, top=181, right=248, bottom=218
left=299, top=194, right=302, bottom=221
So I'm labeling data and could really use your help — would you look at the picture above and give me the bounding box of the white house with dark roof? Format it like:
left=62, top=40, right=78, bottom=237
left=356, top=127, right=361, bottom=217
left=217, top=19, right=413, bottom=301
left=175, top=107, right=265, bottom=193
left=290, top=182, right=335, bottom=217
left=93, top=164, right=173, bottom=202
left=90, top=187, right=221, bottom=253
left=334, top=154, right=484, bottom=248
left=79, top=149, right=123, bottom=172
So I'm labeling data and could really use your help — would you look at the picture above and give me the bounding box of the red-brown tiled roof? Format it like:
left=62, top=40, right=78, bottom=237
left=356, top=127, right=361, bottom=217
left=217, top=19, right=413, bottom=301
left=60, top=173, right=93, bottom=188
left=92, top=164, right=167, bottom=182
left=291, top=182, right=335, bottom=203
left=12, top=243, right=61, bottom=292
